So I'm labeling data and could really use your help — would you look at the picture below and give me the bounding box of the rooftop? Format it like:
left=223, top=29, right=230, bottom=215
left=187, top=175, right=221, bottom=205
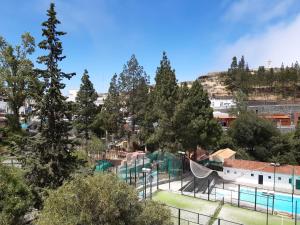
left=224, top=159, right=300, bottom=176
left=211, top=148, right=236, bottom=159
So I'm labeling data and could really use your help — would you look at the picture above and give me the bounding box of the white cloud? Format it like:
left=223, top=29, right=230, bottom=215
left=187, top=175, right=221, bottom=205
left=223, top=0, right=295, bottom=24
left=217, top=14, right=300, bottom=69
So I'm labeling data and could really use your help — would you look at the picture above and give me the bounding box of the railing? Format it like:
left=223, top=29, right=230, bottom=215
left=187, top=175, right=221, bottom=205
left=166, top=205, right=242, bottom=225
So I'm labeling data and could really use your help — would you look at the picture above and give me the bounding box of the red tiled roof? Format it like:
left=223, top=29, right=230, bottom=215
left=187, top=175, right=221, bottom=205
left=224, top=159, right=300, bottom=176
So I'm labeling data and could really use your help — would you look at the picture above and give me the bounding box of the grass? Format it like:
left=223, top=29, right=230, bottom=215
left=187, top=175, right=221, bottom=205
left=218, top=204, right=295, bottom=225
left=153, top=190, right=296, bottom=225
left=153, top=190, right=219, bottom=216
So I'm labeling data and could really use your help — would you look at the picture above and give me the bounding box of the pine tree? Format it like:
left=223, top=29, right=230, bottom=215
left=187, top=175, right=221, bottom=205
left=118, top=55, right=149, bottom=149
left=21, top=3, right=78, bottom=191
left=97, top=73, right=122, bottom=137
left=174, top=80, right=222, bottom=151
left=148, top=52, right=178, bottom=152
left=75, top=69, right=98, bottom=145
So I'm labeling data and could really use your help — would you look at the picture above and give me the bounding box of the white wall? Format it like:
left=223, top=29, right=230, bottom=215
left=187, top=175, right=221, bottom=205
left=0, top=100, right=9, bottom=113
left=223, top=167, right=300, bottom=190
left=210, top=98, right=235, bottom=110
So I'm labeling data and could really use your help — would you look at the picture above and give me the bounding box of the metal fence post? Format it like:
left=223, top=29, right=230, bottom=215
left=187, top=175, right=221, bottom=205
left=266, top=195, right=269, bottom=225
left=238, top=184, right=240, bottom=207
left=254, top=187, right=257, bottom=211
left=272, top=194, right=275, bottom=215
left=208, top=179, right=210, bottom=201
left=134, top=159, right=137, bottom=187
left=125, top=162, right=128, bottom=183
left=293, top=193, right=294, bottom=219
left=295, top=201, right=298, bottom=225
left=168, top=161, right=171, bottom=190
left=178, top=208, right=181, bottom=225
left=181, top=166, right=183, bottom=194
left=193, top=174, right=196, bottom=198
left=218, top=218, right=221, bottom=225
left=157, top=163, right=159, bottom=190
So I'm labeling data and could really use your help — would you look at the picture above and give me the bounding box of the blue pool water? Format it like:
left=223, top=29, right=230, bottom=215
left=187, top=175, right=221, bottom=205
left=239, top=188, right=300, bottom=214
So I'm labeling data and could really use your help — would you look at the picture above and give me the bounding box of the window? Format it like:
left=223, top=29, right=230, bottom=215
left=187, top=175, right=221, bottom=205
left=278, top=177, right=282, bottom=181
left=289, top=178, right=292, bottom=184
left=234, top=171, right=237, bottom=174
left=268, top=176, right=271, bottom=179
left=227, top=170, right=230, bottom=173
left=251, top=174, right=254, bottom=177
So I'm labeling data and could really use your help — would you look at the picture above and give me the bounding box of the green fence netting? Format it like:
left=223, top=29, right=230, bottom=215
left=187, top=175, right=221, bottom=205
left=95, top=160, right=113, bottom=172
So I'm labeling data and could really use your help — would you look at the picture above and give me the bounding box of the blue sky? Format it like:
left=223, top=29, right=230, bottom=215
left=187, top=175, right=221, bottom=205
left=1, top=0, right=300, bottom=93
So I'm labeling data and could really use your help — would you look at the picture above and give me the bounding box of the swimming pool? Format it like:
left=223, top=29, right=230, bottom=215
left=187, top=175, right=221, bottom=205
left=217, top=188, right=300, bottom=214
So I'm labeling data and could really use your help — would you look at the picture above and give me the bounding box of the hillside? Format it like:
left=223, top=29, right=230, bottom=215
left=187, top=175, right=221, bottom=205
left=198, top=71, right=300, bottom=104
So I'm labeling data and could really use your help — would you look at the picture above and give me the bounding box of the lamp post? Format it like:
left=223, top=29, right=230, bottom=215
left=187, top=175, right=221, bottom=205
left=270, top=162, right=280, bottom=215
left=270, top=163, right=280, bottom=192
left=142, top=168, right=151, bottom=200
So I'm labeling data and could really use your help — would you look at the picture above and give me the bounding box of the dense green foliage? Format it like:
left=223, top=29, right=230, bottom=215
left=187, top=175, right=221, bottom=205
left=141, top=52, right=221, bottom=152
left=20, top=3, right=79, bottom=193
left=36, top=173, right=172, bottom=225
left=0, top=33, right=35, bottom=130
left=95, top=73, right=122, bottom=137
left=145, top=52, right=178, bottom=152
left=224, top=112, right=300, bottom=164
left=75, top=69, right=98, bottom=144
left=0, top=164, right=32, bottom=225
left=174, top=80, right=222, bottom=150
left=225, top=56, right=300, bottom=98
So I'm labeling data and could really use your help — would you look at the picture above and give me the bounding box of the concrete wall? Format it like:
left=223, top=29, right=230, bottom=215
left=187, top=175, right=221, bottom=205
left=223, top=167, right=300, bottom=190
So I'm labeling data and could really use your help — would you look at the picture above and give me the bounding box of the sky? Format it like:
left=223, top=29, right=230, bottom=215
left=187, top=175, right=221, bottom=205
left=1, top=0, right=300, bottom=93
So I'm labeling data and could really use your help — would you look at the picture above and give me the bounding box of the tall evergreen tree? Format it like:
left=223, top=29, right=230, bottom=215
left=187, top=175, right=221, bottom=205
left=147, top=52, right=178, bottom=152
left=96, top=73, right=122, bottom=138
left=118, top=55, right=149, bottom=148
left=174, top=80, right=222, bottom=151
left=75, top=69, right=98, bottom=145
left=0, top=33, right=35, bottom=130
left=21, top=3, right=78, bottom=191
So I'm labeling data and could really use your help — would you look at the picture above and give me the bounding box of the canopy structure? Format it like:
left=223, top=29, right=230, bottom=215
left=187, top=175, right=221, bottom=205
left=190, top=158, right=242, bottom=182
left=190, top=159, right=215, bottom=178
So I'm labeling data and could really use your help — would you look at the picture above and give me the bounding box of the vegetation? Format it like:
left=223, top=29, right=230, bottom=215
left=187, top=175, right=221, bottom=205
left=18, top=4, right=80, bottom=207
left=36, top=173, right=172, bottom=225
left=0, top=164, right=32, bottom=225
left=75, top=69, right=98, bottom=146
left=0, top=33, right=35, bottom=130
left=225, top=56, right=300, bottom=99
left=2, top=1, right=300, bottom=224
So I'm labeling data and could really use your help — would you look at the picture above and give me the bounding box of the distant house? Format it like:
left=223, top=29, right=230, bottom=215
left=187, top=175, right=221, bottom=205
left=213, top=111, right=236, bottom=128
left=209, top=148, right=236, bottom=163
left=210, top=98, right=235, bottom=110
left=66, top=89, right=107, bottom=106
left=262, top=114, right=291, bottom=127
left=223, top=159, right=300, bottom=190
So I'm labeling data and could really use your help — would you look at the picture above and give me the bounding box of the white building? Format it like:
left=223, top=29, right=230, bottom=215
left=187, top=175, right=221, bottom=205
left=210, top=98, right=235, bottom=110
left=66, top=90, right=107, bottom=106
left=67, top=89, right=78, bottom=102
left=223, top=159, right=300, bottom=191
left=95, top=93, right=108, bottom=106
left=0, top=97, right=9, bottom=114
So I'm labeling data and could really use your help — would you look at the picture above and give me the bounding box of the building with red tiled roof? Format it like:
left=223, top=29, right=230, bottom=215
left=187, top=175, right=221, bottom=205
left=223, top=159, right=300, bottom=191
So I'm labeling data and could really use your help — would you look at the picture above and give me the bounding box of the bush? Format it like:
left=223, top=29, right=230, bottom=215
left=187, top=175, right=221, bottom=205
left=37, top=173, right=172, bottom=225
left=0, top=164, right=33, bottom=225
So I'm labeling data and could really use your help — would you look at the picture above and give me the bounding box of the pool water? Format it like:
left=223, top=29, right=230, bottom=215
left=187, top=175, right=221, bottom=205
left=239, top=188, right=300, bottom=214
